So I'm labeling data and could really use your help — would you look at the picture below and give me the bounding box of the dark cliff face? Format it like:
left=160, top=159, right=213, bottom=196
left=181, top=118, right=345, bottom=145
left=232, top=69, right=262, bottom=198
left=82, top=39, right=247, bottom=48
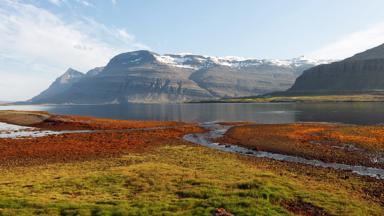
left=29, top=51, right=325, bottom=104
left=56, top=67, right=212, bottom=104
left=60, top=51, right=212, bottom=104
left=189, top=64, right=297, bottom=98
left=287, top=43, right=384, bottom=95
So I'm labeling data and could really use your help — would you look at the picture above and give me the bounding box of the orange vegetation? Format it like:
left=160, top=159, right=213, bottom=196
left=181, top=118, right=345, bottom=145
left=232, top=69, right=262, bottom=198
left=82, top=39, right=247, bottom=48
left=0, top=125, right=203, bottom=167
left=33, top=114, right=184, bottom=130
left=0, top=112, right=203, bottom=166
left=219, top=123, right=384, bottom=168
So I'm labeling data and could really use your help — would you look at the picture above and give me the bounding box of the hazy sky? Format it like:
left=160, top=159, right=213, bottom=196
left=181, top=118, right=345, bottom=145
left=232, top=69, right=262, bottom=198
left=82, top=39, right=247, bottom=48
left=2, top=0, right=384, bottom=100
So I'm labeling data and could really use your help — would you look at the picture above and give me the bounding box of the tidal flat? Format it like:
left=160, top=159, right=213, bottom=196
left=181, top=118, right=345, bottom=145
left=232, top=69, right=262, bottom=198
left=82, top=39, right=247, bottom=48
left=0, top=110, right=383, bottom=215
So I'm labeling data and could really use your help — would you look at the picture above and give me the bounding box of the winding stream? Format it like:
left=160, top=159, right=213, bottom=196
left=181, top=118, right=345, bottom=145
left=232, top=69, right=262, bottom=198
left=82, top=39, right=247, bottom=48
left=3, top=121, right=384, bottom=180
left=183, top=122, right=384, bottom=180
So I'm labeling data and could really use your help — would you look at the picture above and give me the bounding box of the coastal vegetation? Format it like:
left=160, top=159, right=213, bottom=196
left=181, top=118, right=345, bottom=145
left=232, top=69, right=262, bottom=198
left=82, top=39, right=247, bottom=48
left=193, top=94, right=384, bottom=103
left=0, top=111, right=383, bottom=215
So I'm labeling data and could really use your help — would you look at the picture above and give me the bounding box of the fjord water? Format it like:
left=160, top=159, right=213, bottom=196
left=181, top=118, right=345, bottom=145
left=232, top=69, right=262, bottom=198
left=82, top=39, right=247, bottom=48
left=1, top=102, right=384, bottom=125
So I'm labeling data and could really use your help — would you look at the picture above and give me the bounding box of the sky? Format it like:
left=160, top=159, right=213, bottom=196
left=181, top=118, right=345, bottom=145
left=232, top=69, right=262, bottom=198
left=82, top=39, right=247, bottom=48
left=2, top=0, right=384, bottom=101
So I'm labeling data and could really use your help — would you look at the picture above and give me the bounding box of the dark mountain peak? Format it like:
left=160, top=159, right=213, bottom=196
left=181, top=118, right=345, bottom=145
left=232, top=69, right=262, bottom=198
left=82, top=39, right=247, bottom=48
left=131, top=50, right=158, bottom=55
left=58, top=68, right=84, bottom=84
left=30, top=68, right=84, bottom=102
left=106, top=50, right=159, bottom=68
left=63, top=68, right=83, bottom=75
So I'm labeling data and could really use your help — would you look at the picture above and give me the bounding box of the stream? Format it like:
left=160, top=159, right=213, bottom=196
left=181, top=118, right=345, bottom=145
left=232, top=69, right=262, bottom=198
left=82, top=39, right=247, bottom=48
left=183, top=122, right=384, bottom=180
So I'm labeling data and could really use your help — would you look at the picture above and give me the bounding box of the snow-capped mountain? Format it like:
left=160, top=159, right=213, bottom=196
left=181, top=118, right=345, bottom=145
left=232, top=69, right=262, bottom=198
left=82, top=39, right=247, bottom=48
left=29, top=50, right=332, bottom=104
left=154, top=53, right=332, bottom=70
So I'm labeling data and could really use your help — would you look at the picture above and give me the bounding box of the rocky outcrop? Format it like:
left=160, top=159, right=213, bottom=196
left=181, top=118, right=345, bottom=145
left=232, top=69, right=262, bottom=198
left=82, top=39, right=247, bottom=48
left=286, top=44, right=384, bottom=95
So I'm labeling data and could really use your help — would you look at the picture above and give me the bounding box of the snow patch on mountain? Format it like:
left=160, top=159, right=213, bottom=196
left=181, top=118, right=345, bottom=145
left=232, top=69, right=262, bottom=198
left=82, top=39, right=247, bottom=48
left=154, top=53, right=334, bottom=70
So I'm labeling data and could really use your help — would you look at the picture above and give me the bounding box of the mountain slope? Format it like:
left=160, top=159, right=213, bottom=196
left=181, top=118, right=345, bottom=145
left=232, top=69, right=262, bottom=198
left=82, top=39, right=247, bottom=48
left=86, top=67, right=104, bottom=76
left=347, top=43, right=384, bottom=61
left=190, top=63, right=299, bottom=97
left=31, top=68, right=84, bottom=103
left=286, top=43, right=384, bottom=95
left=29, top=51, right=330, bottom=104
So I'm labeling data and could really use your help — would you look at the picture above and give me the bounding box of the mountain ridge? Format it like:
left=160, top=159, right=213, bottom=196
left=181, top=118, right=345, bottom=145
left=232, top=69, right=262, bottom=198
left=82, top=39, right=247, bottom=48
left=28, top=50, right=332, bottom=104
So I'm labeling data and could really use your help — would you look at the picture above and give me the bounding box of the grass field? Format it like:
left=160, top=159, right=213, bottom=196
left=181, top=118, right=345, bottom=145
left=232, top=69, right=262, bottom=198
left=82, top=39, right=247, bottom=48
left=0, top=144, right=383, bottom=215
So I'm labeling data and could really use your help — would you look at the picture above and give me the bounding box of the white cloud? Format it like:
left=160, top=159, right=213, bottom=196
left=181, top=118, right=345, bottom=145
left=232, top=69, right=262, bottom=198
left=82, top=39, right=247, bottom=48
left=111, top=0, right=117, bottom=6
left=0, top=0, right=148, bottom=101
left=0, top=71, right=54, bottom=101
left=48, top=0, right=93, bottom=7
left=308, top=22, right=384, bottom=59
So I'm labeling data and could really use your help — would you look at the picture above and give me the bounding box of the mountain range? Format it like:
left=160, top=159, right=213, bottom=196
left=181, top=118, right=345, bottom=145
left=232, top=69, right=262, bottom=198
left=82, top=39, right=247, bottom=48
left=29, top=50, right=330, bottom=104
left=286, top=43, right=384, bottom=95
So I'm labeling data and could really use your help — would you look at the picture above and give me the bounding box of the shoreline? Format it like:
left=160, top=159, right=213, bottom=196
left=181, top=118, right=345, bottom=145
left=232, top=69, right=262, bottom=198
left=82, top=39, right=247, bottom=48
left=1, top=110, right=383, bottom=172
left=0, top=110, right=383, bottom=215
left=190, top=94, right=384, bottom=103
left=5, top=93, right=384, bottom=106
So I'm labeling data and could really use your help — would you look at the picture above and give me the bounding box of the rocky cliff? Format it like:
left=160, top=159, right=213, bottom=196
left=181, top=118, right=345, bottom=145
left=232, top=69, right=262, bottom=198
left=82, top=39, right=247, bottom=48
left=286, top=44, right=384, bottom=95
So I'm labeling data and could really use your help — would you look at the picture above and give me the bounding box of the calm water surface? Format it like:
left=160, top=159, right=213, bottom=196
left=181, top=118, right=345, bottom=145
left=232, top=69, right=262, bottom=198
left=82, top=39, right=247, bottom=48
left=1, top=102, right=384, bottom=125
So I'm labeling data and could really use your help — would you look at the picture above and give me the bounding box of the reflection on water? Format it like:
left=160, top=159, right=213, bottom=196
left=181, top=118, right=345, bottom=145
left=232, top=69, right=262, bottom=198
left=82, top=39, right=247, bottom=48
left=1, top=102, right=384, bottom=124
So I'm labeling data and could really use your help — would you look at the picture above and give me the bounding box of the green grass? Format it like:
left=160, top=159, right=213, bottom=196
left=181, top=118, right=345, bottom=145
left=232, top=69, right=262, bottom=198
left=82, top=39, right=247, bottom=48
left=0, top=145, right=382, bottom=215
left=192, top=94, right=384, bottom=103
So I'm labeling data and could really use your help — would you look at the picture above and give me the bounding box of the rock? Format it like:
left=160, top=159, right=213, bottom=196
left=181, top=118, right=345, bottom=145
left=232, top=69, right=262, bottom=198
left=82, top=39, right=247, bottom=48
left=214, top=208, right=234, bottom=216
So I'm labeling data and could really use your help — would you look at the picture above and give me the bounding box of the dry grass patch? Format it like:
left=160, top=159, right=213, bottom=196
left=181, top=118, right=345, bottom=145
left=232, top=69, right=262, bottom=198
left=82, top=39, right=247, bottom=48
left=0, top=110, right=50, bottom=125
